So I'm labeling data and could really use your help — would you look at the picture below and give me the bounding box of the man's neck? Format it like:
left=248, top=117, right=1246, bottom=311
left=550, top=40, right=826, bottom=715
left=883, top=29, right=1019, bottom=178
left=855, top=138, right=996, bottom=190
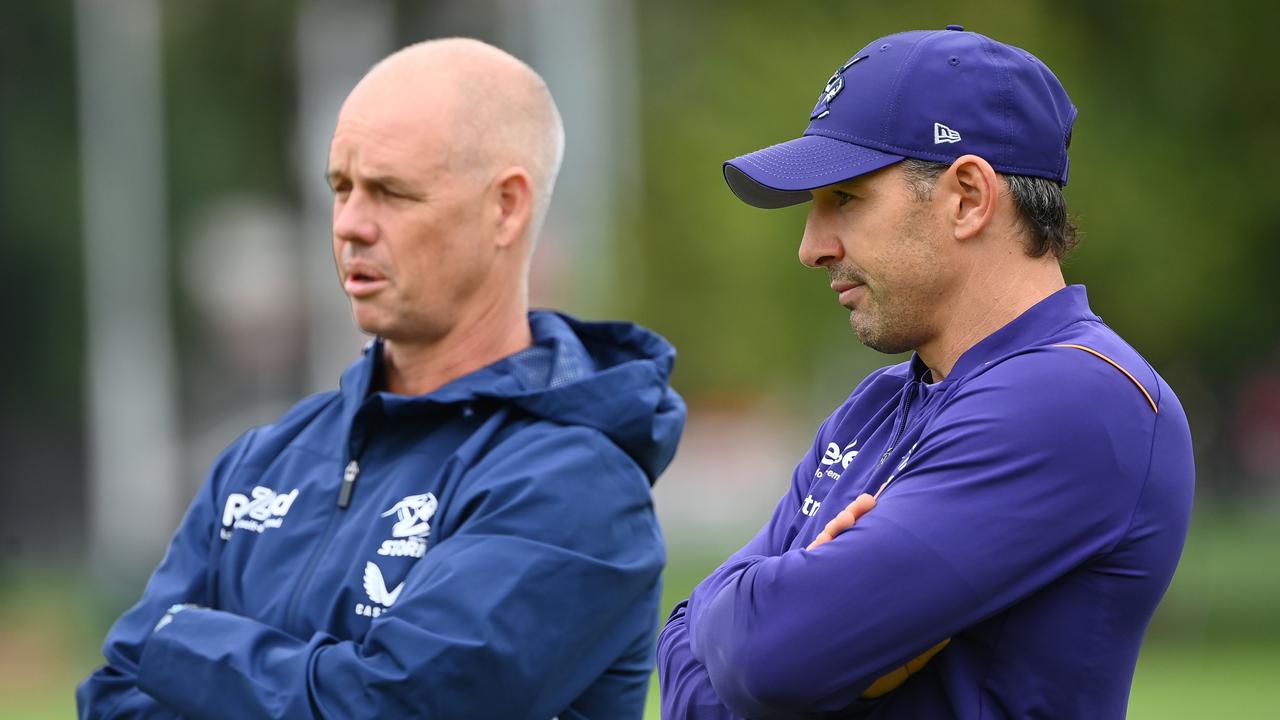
left=918, top=259, right=1065, bottom=382
left=380, top=302, right=533, bottom=397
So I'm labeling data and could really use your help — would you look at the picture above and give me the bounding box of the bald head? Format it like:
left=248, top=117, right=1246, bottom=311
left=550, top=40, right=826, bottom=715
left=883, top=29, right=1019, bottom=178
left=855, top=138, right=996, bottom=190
left=340, top=38, right=565, bottom=242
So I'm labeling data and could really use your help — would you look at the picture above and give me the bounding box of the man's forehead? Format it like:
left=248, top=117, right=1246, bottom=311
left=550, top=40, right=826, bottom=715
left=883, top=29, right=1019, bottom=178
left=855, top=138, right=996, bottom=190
left=327, top=111, right=447, bottom=178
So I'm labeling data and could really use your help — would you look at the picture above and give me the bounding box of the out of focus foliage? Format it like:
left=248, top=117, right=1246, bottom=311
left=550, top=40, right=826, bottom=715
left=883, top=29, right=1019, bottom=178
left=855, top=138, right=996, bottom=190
left=1, top=1, right=1276, bottom=548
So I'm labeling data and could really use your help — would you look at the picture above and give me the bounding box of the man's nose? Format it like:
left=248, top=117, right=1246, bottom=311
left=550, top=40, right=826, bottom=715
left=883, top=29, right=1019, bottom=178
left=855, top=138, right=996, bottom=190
left=333, top=191, right=378, bottom=245
left=798, top=206, right=844, bottom=268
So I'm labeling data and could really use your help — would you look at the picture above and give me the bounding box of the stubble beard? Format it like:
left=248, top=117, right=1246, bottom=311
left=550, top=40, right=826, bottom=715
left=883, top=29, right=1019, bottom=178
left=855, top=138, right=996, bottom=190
left=834, top=209, right=939, bottom=356
left=850, top=298, right=922, bottom=355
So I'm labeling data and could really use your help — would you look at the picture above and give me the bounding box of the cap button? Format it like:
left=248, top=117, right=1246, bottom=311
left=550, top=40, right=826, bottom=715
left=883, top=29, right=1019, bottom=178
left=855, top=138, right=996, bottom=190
left=945, top=24, right=965, bottom=31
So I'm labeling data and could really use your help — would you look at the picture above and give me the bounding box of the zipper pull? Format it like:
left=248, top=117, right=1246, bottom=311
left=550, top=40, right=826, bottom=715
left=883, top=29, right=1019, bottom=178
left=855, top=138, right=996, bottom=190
left=337, top=460, right=360, bottom=508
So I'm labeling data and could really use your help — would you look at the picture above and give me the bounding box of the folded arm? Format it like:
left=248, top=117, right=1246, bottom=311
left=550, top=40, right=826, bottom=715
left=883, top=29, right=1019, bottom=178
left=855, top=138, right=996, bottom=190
left=83, top=426, right=664, bottom=720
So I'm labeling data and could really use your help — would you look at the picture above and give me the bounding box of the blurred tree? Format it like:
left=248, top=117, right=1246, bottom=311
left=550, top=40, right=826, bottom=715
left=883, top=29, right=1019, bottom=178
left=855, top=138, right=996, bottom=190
left=0, top=0, right=87, bottom=559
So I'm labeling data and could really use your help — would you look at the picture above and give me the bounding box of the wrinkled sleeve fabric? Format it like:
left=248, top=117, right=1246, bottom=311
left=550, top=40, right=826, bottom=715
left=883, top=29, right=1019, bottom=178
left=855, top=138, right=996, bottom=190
left=76, top=432, right=253, bottom=719
left=128, top=424, right=664, bottom=720
left=687, top=352, right=1151, bottom=717
left=657, top=414, right=834, bottom=720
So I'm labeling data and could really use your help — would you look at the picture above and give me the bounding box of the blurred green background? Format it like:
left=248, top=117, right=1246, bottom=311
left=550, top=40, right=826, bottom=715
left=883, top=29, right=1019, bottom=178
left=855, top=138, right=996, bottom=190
left=3, top=0, right=1278, bottom=717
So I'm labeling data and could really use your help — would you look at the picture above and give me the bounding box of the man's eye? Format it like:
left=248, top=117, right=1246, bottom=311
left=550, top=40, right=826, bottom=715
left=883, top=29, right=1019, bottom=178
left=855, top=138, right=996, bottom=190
left=833, top=190, right=855, bottom=207
left=373, top=185, right=410, bottom=201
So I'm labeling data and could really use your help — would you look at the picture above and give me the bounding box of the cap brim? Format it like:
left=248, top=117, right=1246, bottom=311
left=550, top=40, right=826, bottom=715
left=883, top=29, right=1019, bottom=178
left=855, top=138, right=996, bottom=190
left=723, top=135, right=905, bottom=209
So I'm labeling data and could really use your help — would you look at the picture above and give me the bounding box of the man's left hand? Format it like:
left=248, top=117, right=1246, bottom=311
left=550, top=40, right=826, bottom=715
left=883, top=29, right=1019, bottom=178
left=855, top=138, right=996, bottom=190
left=807, top=493, right=876, bottom=550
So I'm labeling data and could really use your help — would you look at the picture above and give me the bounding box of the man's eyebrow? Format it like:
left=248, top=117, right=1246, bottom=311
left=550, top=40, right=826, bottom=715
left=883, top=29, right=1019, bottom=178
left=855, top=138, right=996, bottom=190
left=364, top=174, right=412, bottom=190
left=324, top=170, right=416, bottom=193
left=324, top=169, right=347, bottom=188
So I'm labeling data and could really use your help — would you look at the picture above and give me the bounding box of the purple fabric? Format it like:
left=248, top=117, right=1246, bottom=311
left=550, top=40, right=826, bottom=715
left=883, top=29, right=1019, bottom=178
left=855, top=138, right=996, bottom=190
left=657, top=286, right=1195, bottom=718
left=724, top=27, right=1078, bottom=208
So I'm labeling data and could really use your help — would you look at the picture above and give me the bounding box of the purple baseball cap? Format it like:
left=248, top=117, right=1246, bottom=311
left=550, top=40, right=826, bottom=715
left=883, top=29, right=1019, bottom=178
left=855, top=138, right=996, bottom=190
left=724, top=25, right=1078, bottom=209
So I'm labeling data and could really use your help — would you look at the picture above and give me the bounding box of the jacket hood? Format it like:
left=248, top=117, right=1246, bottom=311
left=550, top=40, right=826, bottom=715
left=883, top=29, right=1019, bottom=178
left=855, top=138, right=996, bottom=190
left=338, top=311, right=686, bottom=484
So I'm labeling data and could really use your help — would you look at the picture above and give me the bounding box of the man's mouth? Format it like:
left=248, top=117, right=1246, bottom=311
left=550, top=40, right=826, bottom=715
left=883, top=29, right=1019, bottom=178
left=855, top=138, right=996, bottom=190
left=831, top=280, right=866, bottom=307
left=344, top=264, right=388, bottom=297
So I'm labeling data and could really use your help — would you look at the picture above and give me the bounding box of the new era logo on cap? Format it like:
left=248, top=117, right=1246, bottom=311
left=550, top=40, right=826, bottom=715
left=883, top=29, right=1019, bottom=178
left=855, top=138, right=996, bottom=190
left=933, top=123, right=961, bottom=144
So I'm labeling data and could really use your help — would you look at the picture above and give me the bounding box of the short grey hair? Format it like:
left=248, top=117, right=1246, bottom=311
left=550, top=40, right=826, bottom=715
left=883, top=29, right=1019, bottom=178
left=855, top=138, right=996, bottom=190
left=899, top=158, right=1079, bottom=260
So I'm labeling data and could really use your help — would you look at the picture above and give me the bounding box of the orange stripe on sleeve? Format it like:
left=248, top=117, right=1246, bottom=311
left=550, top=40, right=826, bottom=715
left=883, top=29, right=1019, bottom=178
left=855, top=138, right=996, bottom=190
left=1054, top=344, right=1158, bottom=414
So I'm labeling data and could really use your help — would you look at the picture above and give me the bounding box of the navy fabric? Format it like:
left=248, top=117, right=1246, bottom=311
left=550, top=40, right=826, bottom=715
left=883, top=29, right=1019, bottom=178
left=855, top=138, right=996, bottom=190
left=724, top=26, right=1078, bottom=208
left=657, top=286, right=1194, bottom=719
left=78, top=310, right=686, bottom=720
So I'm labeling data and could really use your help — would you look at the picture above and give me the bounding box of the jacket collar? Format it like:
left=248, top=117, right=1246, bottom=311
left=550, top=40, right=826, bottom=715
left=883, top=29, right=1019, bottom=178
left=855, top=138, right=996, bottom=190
left=933, top=284, right=1098, bottom=384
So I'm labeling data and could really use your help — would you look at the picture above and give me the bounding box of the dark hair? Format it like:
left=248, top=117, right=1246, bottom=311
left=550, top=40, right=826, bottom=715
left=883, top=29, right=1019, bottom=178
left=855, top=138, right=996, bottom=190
left=899, top=158, right=1079, bottom=260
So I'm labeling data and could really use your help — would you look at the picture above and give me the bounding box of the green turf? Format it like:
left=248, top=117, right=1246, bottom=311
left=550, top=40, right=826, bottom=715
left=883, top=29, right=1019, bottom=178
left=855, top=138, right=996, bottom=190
left=639, top=639, right=1280, bottom=719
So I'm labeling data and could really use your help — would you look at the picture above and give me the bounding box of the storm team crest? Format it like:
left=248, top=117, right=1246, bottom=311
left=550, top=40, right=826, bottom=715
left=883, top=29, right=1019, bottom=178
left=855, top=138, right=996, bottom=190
left=381, top=493, right=438, bottom=538
left=811, top=54, right=866, bottom=120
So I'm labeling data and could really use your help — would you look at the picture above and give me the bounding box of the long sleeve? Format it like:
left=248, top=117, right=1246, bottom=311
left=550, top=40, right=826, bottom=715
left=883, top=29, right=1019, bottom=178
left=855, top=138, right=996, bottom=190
left=686, top=352, right=1157, bottom=717
left=657, top=427, right=824, bottom=719
left=126, top=424, right=664, bottom=720
left=657, top=602, right=742, bottom=720
left=77, top=433, right=253, bottom=719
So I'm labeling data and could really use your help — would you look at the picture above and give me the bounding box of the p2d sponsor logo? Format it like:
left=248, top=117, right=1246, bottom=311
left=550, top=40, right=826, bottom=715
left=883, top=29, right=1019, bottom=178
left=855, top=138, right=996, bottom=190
left=220, top=486, right=300, bottom=540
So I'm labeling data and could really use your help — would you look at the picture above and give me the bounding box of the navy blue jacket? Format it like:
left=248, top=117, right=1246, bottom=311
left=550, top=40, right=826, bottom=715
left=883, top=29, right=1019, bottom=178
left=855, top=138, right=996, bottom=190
left=79, top=311, right=686, bottom=719
left=658, top=286, right=1194, bottom=718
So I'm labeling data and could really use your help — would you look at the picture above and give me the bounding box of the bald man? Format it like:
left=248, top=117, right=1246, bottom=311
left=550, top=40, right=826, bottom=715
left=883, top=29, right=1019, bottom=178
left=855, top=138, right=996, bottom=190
left=79, top=39, right=685, bottom=719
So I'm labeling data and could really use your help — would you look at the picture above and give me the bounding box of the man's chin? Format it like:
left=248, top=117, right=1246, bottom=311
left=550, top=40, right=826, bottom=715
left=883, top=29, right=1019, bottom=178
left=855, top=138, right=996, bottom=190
left=850, top=315, right=910, bottom=355
left=350, top=307, right=390, bottom=338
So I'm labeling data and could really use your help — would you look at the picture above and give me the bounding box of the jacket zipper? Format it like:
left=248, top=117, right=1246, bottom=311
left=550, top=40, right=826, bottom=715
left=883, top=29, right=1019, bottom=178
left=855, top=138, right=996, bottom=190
left=337, top=460, right=360, bottom=508
left=878, top=383, right=916, bottom=469
left=282, top=459, right=360, bottom=633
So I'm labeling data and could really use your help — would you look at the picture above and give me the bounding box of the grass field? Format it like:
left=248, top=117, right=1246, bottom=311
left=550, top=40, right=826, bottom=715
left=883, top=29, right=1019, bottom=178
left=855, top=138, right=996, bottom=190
left=3, top=507, right=1277, bottom=719
left=639, top=641, right=1280, bottom=719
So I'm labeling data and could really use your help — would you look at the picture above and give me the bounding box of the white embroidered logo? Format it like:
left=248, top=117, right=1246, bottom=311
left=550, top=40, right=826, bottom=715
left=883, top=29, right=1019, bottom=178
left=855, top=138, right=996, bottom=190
left=355, top=561, right=404, bottom=618
left=382, top=493, right=437, bottom=537
left=820, top=441, right=860, bottom=468
left=219, top=486, right=300, bottom=539
left=933, top=122, right=962, bottom=144
left=376, top=493, right=437, bottom=558
left=801, top=495, right=823, bottom=517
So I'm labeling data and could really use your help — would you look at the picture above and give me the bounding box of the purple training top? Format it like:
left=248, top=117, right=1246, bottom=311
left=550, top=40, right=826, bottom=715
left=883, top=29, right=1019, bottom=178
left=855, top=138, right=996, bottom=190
left=658, top=285, right=1195, bottom=719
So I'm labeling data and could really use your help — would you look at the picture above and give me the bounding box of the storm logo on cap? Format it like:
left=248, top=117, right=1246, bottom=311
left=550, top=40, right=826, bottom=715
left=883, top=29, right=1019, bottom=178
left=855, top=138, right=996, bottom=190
left=810, top=54, right=866, bottom=120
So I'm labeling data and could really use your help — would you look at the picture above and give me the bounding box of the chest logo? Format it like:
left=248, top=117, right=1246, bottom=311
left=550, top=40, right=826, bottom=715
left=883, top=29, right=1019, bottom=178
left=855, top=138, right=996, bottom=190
left=821, top=440, right=860, bottom=469
left=219, top=486, right=300, bottom=539
left=383, top=493, right=437, bottom=537
left=801, top=495, right=822, bottom=517
left=355, top=561, right=404, bottom=618
left=376, top=492, right=437, bottom=558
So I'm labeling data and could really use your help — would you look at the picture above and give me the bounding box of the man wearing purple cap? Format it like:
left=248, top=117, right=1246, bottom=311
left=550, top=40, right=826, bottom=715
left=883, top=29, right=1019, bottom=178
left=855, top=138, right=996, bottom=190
left=657, top=26, right=1194, bottom=719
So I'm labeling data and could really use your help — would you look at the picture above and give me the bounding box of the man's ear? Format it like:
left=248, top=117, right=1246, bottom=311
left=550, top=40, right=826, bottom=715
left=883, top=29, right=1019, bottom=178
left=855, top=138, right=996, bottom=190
left=939, top=154, right=1000, bottom=242
left=490, top=167, right=534, bottom=249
